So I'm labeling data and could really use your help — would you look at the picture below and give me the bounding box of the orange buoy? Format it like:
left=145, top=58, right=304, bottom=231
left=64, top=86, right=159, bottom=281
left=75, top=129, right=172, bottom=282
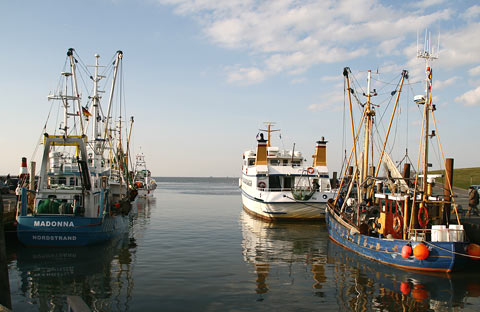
left=400, top=282, right=411, bottom=295
left=401, top=245, right=412, bottom=258
left=467, top=243, right=480, bottom=259
left=413, top=243, right=429, bottom=260
left=411, top=284, right=428, bottom=301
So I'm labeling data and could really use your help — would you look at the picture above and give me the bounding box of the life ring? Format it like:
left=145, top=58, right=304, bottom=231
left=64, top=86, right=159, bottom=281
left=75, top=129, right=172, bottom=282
left=307, top=167, right=315, bottom=174
left=258, top=181, right=266, bottom=189
left=418, top=205, right=429, bottom=228
left=393, top=215, right=402, bottom=235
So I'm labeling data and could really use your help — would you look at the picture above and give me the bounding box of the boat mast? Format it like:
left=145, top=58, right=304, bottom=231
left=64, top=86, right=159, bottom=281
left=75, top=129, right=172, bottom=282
left=66, top=48, right=85, bottom=135
left=259, top=122, right=280, bottom=147
left=126, top=116, right=134, bottom=170
left=362, top=70, right=376, bottom=200
left=102, top=51, right=123, bottom=154
left=92, top=54, right=105, bottom=167
left=418, top=32, right=437, bottom=204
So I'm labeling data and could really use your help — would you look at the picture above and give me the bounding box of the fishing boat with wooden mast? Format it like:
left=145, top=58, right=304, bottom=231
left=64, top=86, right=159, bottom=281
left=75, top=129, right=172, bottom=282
left=325, top=37, right=480, bottom=272
left=16, top=49, right=133, bottom=247
left=240, top=123, right=335, bottom=220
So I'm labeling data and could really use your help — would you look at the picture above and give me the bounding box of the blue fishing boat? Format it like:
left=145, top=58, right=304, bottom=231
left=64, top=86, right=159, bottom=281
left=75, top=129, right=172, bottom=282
left=326, top=37, right=479, bottom=273
left=16, top=49, right=132, bottom=247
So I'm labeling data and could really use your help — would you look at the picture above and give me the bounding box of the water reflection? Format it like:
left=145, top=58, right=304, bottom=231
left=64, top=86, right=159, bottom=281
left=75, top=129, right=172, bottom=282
left=12, top=234, right=135, bottom=311
left=240, top=211, right=328, bottom=298
left=328, top=240, right=480, bottom=311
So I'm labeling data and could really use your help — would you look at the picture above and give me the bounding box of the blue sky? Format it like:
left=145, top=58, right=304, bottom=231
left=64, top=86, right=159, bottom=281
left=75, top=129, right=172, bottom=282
left=1, top=0, right=479, bottom=177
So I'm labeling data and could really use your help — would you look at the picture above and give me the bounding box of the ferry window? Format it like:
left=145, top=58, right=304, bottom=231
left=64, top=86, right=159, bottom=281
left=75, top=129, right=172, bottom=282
left=292, top=160, right=301, bottom=167
left=248, top=159, right=255, bottom=166
left=58, top=177, right=66, bottom=185
left=269, top=176, right=281, bottom=190
left=283, top=160, right=288, bottom=166
left=270, top=159, right=280, bottom=165
left=283, top=177, right=293, bottom=189
left=69, top=178, right=75, bottom=186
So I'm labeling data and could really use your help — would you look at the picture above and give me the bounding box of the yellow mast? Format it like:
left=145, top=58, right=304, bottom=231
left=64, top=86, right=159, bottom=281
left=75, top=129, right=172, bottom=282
left=343, top=68, right=361, bottom=203
left=259, top=122, right=280, bottom=147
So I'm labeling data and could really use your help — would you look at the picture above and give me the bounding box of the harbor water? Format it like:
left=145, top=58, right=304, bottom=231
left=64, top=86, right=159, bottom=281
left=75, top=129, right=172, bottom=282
left=5, top=177, right=480, bottom=311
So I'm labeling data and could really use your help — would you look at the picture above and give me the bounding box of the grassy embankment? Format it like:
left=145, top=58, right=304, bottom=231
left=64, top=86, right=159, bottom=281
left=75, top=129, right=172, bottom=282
left=432, top=167, right=480, bottom=189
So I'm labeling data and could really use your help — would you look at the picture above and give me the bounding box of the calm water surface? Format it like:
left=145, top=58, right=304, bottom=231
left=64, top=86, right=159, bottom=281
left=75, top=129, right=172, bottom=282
left=6, top=177, right=480, bottom=311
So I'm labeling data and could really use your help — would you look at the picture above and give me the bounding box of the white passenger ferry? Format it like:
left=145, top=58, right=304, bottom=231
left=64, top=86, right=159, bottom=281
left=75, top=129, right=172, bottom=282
left=240, top=123, right=335, bottom=220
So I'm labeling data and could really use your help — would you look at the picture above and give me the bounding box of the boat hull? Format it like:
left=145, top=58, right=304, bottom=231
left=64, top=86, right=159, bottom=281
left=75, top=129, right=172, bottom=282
left=326, top=207, right=471, bottom=273
left=241, top=190, right=325, bottom=220
left=17, top=214, right=129, bottom=247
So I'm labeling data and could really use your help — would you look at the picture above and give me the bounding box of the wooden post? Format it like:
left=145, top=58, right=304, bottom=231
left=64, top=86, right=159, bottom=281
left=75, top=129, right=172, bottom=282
left=443, top=158, right=454, bottom=225
left=0, top=194, right=12, bottom=310
left=402, top=163, right=411, bottom=187
left=29, top=161, right=36, bottom=191
left=331, top=172, right=337, bottom=189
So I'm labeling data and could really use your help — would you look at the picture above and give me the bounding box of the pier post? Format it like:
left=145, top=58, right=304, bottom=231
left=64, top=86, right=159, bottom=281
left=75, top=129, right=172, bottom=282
left=0, top=194, right=12, bottom=310
left=29, top=161, right=36, bottom=190
left=443, top=158, right=454, bottom=225
left=331, top=172, right=337, bottom=189
left=402, top=163, right=411, bottom=187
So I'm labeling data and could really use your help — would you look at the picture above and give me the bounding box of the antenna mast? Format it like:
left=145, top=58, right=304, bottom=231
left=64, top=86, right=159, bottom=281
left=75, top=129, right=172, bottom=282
left=417, top=30, right=438, bottom=200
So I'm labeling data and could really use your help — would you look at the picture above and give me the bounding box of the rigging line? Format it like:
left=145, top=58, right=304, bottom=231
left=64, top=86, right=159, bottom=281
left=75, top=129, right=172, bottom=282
left=406, top=79, right=410, bottom=157
left=371, top=73, right=402, bottom=88
left=31, top=99, right=56, bottom=170
left=341, top=75, right=347, bottom=174
left=431, top=109, right=461, bottom=224
left=423, top=241, right=480, bottom=259
left=350, top=70, right=366, bottom=96
left=408, top=97, right=427, bottom=236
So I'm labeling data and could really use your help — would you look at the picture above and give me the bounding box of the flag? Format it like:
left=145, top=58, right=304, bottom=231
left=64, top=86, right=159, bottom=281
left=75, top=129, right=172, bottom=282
left=82, top=106, right=92, bottom=117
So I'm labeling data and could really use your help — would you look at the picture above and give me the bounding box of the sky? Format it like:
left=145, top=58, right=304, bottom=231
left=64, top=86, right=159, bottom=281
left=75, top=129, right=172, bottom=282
left=0, top=0, right=479, bottom=177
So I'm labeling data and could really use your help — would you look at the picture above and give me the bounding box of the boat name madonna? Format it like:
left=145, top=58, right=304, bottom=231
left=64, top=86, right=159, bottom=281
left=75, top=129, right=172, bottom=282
left=33, top=221, right=75, bottom=227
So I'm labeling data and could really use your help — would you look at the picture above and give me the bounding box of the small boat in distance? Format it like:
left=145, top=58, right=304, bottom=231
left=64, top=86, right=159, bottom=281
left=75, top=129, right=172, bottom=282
left=240, top=123, right=335, bottom=220
left=16, top=49, right=132, bottom=247
left=133, top=153, right=157, bottom=197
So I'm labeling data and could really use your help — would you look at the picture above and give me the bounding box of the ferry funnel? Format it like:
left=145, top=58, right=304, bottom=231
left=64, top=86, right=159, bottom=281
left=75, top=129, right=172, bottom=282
left=313, top=137, right=327, bottom=167
left=255, top=133, right=268, bottom=166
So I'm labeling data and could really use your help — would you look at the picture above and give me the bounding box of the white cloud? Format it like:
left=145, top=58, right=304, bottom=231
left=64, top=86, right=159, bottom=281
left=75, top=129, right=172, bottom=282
left=377, top=37, right=404, bottom=56
left=322, top=75, right=341, bottom=82
left=463, top=5, right=480, bottom=20
left=308, top=92, right=344, bottom=112
left=438, top=23, right=480, bottom=68
left=455, top=86, right=480, bottom=106
left=158, top=0, right=454, bottom=84
left=413, top=0, right=446, bottom=9
left=290, top=77, right=306, bottom=84
left=226, top=66, right=266, bottom=85
left=434, top=76, right=459, bottom=89
left=469, top=65, right=480, bottom=76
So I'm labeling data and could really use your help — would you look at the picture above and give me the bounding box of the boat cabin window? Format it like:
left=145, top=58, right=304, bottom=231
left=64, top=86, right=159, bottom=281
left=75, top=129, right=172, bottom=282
left=283, top=177, right=293, bottom=189
left=292, top=160, right=301, bottom=167
left=270, top=159, right=280, bottom=165
left=248, top=159, right=255, bottom=166
left=37, top=196, right=76, bottom=215
left=283, top=160, right=288, bottom=166
left=269, top=176, right=281, bottom=191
